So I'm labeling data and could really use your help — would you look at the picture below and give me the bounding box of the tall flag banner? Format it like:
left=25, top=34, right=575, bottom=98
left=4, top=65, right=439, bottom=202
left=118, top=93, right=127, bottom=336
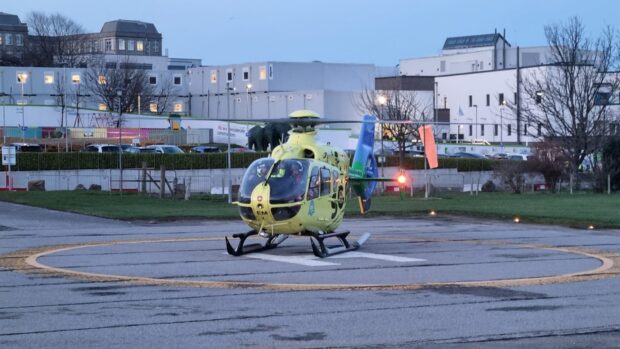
left=418, top=125, right=438, bottom=169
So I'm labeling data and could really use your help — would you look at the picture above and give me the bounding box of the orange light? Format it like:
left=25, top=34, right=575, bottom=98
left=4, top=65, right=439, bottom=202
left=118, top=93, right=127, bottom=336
left=397, top=175, right=406, bottom=184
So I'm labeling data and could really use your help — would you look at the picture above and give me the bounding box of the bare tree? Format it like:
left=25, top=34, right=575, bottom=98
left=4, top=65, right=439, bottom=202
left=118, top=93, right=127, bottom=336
left=151, top=76, right=179, bottom=115
left=25, top=11, right=87, bottom=67
left=82, top=57, right=154, bottom=127
left=357, top=82, right=430, bottom=167
left=520, top=17, right=620, bottom=179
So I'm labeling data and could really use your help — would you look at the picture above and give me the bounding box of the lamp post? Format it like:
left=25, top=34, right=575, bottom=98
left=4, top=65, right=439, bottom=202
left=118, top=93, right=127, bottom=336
left=17, top=72, right=28, bottom=142
left=377, top=95, right=387, bottom=189
left=225, top=82, right=234, bottom=203
left=500, top=100, right=506, bottom=147
left=472, top=104, right=478, bottom=141
left=117, top=90, right=123, bottom=194
left=245, top=83, right=252, bottom=118
left=1, top=92, right=7, bottom=145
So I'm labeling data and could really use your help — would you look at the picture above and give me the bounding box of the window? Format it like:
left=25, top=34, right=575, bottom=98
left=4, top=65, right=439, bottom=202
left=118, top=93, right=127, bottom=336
left=468, top=125, right=473, bottom=136
left=118, top=39, right=125, bottom=50
left=494, top=124, right=498, bottom=136
left=152, top=41, right=159, bottom=53
left=535, top=91, right=542, bottom=104
left=507, top=124, right=512, bottom=136
left=226, top=69, right=233, bottom=82
left=242, top=67, right=249, bottom=81
left=268, top=64, right=273, bottom=79
left=136, top=40, right=144, bottom=51
left=71, top=73, right=81, bottom=84
left=498, top=93, right=504, bottom=105
left=320, top=168, right=331, bottom=196
left=259, top=66, right=267, bottom=80
left=128, top=40, right=135, bottom=51
left=150, top=103, right=158, bottom=113
left=210, top=70, right=217, bottom=83
left=173, top=75, right=182, bottom=85
left=98, top=75, right=106, bottom=85
left=5, top=33, right=13, bottom=45
left=149, top=75, right=157, bottom=85
left=15, top=34, right=23, bottom=46
left=486, top=94, right=490, bottom=106
left=44, top=72, right=54, bottom=84
left=173, top=102, right=183, bottom=112
left=480, top=124, right=485, bottom=136
left=538, top=123, right=543, bottom=136
left=98, top=104, right=107, bottom=111
left=16, top=72, right=28, bottom=84
left=105, top=39, right=112, bottom=51
left=514, top=92, right=517, bottom=104
left=523, top=124, right=528, bottom=136
left=307, top=167, right=319, bottom=200
left=468, top=95, right=472, bottom=107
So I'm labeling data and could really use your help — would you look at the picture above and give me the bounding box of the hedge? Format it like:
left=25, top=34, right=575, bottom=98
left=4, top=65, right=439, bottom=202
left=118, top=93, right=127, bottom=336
left=12, top=152, right=495, bottom=172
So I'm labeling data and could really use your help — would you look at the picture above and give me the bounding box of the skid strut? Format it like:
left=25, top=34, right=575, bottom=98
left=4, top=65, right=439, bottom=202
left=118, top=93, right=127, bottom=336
left=310, top=231, right=370, bottom=258
left=225, top=230, right=288, bottom=256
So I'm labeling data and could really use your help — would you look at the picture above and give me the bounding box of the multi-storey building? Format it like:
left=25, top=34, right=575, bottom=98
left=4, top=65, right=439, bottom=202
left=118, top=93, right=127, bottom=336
left=0, top=12, right=28, bottom=63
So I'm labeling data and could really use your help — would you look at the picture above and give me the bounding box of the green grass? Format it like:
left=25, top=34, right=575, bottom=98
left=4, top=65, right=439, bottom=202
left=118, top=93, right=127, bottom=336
left=0, top=191, right=618, bottom=228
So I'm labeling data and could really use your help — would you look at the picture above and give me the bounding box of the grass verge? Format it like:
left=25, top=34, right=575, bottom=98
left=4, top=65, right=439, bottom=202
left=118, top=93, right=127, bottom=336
left=0, top=191, right=618, bottom=229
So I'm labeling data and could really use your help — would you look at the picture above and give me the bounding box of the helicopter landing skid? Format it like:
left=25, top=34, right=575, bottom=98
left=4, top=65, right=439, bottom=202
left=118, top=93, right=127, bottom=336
left=225, top=231, right=288, bottom=256
left=310, top=231, right=371, bottom=258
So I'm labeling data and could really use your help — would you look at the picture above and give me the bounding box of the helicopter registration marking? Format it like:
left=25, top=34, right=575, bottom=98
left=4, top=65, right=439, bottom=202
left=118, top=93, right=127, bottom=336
left=244, top=252, right=425, bottom=266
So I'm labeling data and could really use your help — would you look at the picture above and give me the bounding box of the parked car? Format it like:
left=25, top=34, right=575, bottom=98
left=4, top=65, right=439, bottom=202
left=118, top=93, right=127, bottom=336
left=9, top=143, right=42, bottom=152
left=507, top=153, right=531, bottom=161
left=450, top=152, right=487, bottom=159
left=124, top=146, right=142, bottom=154
left=144, top=145, right=185, bottom=154
left=229, top=147, right=255, bottom=153
left=190, top=145, right=221, bottom=153
left=82, top=144, right=122, bottom=153
left=490, top=152, right=509, bottom=160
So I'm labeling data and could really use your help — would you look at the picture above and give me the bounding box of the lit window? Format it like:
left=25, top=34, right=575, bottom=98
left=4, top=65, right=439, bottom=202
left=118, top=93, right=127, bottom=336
left=259, top=66, right=267, bottom=80
left=98, top=75, right=106, bottom=85
left=16, top=72, right=28, bottom=84
left=128, top=40, right=135, bottom=51
left=210, top=70, right=217, bottom=83
left=98, top=104, right=107, bottom=111
left=149, top=103, right=158, bottom=113
left=118, top=39, right=125, bottom=50
left=136, top=41, right=143, bottom=51
left=71, top=73, right=81, bottom=84
left=5, top=34, right=13, bottom=45
left=15, top=34, right=23, bottom=46
left=173, top=103, right=183, bottom=112
left=149, top=76, right=157, bottom=85
left=44, top=72, right=54, bottom=84
left=242, top=67, right=249, bottom=81
left=226, top=69, right=233, bottom=82
left=173, top=75, right=182, bottom=85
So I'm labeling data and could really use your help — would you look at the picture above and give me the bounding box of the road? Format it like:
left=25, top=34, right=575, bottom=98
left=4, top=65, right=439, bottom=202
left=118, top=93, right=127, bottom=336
left=1, top=201, right=620, bottom=348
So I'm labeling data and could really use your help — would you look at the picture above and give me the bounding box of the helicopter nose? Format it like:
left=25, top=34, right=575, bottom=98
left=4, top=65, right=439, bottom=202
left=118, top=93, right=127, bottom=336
left=251, top=185, right=272, bottom=221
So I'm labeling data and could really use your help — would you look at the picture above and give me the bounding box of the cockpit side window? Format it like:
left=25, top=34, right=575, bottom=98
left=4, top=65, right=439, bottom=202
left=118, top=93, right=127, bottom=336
left=320, top=168, right=331, bottom=196
left=307, top=167, right=320, bottom=200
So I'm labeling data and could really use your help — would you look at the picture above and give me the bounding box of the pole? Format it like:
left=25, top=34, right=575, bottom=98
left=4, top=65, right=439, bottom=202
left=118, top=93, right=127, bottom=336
left=117, top=91, right=123, bottom=195
left=226, top=82, right=232, bottom=204
left=20, top=81, right=24, bottom=142
left=138, top=94, right=141, bottom=144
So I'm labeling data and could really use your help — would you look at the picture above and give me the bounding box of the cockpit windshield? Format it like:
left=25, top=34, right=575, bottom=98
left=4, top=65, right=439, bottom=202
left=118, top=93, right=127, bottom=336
left=268, top=159, right=310, bottom=204
left=239, top=158, right=274, bottom=203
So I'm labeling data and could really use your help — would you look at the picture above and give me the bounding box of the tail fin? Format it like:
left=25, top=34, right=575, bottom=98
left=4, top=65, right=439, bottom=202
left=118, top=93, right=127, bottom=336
left=349, top=115, right=379, bottom=214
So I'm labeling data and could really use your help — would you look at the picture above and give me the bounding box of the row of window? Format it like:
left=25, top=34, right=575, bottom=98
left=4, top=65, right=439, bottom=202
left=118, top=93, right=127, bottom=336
left=0, top=33, right=24, bottom=46
left=97, top=102, right=184, bottom=113
left=468, top=92, right=516, bottom=107
left=13, top=72, right=183, bottom=86
left=465, top=123, right=543, bottom=137
left=209, top=65, right=273, bottom=84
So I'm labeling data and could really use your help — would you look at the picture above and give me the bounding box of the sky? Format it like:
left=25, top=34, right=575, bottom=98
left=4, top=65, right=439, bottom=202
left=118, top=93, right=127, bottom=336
left=3, top=0, right=619, bottom=67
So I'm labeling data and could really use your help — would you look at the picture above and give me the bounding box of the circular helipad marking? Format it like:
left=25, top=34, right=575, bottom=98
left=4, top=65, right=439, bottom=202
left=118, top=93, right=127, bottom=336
left=1, top=236, right=619, bottom=291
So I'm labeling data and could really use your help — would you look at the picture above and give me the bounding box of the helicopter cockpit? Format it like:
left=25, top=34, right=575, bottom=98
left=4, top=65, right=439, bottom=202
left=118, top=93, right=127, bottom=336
left=239, top=158, right=310, bottom=205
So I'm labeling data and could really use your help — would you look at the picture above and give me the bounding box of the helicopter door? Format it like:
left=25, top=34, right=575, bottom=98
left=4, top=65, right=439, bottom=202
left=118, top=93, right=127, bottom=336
left=305, top=166, right=333, bottom=223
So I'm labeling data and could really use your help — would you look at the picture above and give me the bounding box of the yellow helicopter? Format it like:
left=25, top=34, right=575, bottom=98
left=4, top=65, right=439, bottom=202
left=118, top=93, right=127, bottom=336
left=226, top=110, right=402, bottom=258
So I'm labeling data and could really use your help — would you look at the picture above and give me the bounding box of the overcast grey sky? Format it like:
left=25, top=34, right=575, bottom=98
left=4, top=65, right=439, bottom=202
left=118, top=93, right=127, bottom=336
left=3, top=0, right=618, bottom=66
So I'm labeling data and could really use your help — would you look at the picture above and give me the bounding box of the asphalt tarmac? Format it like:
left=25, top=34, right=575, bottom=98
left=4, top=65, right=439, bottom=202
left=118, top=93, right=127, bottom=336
left=1, top=201, right=620, bottom=348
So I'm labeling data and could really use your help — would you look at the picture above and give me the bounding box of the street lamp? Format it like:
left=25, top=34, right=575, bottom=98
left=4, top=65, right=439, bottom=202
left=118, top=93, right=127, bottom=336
left=17, top=72, right=28, bottom=142
left=117, top=90, right=123, bottom=194
left=225, top=82, right=235, bottom=203
left=500, top=100, right=506, bottom=147
left=377, top=94, right=387, bottom=188
left=246, top=83, right=252, bottom=118
left=471, top=104, right=478, bottom=141
left=1, top=92, right=7, bottom=145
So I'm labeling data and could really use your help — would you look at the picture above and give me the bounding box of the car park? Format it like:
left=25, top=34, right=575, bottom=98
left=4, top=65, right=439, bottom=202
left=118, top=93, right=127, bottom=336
left=83, top=144, right=122, bottom=153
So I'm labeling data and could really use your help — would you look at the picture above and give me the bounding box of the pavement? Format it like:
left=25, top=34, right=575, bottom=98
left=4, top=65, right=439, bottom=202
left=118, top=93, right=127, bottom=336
left=1, top=201, right=620, bottom=348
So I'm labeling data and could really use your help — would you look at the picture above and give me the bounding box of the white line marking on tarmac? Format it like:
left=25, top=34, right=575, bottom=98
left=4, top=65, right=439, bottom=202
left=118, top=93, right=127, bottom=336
left=244, top=253, right=339, bottom=266
left=329, top=252, right=426, bottom=263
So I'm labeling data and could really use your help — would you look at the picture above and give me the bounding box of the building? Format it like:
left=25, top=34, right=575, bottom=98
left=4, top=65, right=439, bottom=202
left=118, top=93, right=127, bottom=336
left=0, top=12, right=28, bottom=64
left=188, top=61, right=377, bottom=122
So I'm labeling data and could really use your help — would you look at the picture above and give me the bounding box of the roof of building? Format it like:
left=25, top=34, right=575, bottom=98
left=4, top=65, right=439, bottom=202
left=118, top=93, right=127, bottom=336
left=443, top=33, right=510, bottom=50
left=0, top=12, right=26, bottom=27
left=100, top=20, right=159, bottom=35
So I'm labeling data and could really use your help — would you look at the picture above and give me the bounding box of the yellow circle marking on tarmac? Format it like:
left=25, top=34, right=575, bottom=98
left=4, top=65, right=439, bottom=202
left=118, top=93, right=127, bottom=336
left=1, top=236, right=619, bottom=291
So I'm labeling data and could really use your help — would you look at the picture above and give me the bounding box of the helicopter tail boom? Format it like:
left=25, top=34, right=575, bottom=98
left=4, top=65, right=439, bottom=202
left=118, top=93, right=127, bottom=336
left=349, top=115, right=380, bottom=214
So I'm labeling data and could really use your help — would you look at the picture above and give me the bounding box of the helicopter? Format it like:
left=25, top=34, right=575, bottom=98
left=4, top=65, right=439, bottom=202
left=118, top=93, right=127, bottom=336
left=226, top=109, right=401, bottom=258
